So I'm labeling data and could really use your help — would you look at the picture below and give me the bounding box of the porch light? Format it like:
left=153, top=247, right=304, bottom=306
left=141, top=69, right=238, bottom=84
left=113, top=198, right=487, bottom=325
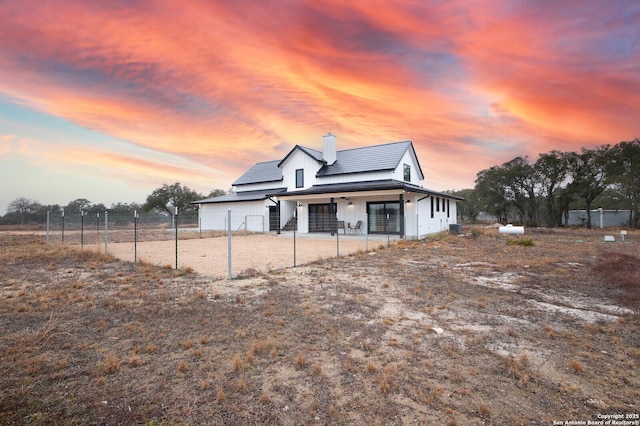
left=297, top=202, right=303, bottom=207
left=347, top=201, right=353, bottom=206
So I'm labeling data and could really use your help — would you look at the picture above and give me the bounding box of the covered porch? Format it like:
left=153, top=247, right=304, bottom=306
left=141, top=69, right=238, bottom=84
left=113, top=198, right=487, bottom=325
left=273, top=180, right=449, bottom=239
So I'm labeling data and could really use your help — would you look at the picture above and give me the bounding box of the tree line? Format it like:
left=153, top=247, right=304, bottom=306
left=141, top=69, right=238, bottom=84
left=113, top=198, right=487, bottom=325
left=1, top=183, right=227, bottom=226
left=452, top=138, right=640, bottom=228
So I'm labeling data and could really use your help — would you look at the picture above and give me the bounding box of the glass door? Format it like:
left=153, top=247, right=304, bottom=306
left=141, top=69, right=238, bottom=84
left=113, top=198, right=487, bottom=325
left=309, top=204, right=333, bottom=232
left=367, top=202, right=401, bottom=234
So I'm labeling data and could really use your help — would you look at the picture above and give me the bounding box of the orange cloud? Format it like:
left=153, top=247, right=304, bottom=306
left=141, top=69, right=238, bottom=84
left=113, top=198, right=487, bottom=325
left=0, top=0, right=638, bottom=200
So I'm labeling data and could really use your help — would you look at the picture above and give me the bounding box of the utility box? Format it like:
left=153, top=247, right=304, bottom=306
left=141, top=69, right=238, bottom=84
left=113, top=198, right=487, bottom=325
left=449, top=224, right=463, bottom=234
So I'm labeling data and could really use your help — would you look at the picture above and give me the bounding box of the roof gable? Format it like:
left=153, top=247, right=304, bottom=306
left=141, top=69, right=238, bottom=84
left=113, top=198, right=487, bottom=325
left=316, top=140, right=424, bottom=179
left=277, top=145, right=324, bottom=167
left=232, top=160, right=282, bottom=186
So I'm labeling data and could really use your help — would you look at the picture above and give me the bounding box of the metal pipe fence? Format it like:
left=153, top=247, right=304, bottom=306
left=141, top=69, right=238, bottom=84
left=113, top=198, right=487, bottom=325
left=31, top=210, right=399, bottom=279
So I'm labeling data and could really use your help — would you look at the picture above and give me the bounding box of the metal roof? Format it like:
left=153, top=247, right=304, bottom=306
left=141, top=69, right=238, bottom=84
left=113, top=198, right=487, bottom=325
left=231, top=140, right=426, bottom=187
left=194, top=188, right=287, bottom=204
left=274, top=179, right=464, bottom=200
left=232, top=160, right=283, bottom=186
left=316, top=141, right=424, bottom=179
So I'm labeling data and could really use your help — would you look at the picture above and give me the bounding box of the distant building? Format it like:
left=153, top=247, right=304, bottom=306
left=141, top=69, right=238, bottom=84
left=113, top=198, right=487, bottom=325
left=195, top=134, right=462, bottom=239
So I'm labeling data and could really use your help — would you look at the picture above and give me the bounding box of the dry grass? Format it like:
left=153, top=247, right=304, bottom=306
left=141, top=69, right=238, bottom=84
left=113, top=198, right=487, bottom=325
left=0, top=228, right=638, bottom=424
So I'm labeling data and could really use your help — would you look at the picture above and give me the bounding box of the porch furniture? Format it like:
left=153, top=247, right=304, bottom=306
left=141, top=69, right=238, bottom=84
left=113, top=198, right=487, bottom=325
left=353, top=220, right=363, bottom=234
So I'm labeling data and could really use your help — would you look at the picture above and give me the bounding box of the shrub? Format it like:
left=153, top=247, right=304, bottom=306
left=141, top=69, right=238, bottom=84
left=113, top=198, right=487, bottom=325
left=506, top=237, right=534, bottom=246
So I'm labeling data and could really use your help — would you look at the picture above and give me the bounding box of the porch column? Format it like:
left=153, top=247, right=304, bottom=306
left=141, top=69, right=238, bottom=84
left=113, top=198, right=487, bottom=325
left=399, top=193, right=405, bottom=238
left=276, top=200, right=281, bottom=234
left=330, top=197, right=335, bottom=236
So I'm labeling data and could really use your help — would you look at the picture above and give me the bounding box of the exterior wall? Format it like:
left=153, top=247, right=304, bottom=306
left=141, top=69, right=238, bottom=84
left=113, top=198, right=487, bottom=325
left=200, top=194, right=458, bottom=236
left=391, top=149, right=422, bottom=184
left=199, top=200, right=269, bottom=232
left=293, top=193, right=457, bottom=238
left=315, top=170, right=392, bottom=185
left=235, top=181, right=283, bottom=192
left=280, top=150, right=322, bottom=190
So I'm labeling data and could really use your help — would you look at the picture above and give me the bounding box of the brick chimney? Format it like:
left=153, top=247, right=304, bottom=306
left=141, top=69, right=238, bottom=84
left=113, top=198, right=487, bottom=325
left=322, top=133, right=337, bottom=165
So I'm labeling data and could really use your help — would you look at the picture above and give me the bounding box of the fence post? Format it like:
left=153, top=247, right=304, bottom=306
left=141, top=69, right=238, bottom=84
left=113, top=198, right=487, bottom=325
left=174, top=207, right=179, bottom=270
left=96, top=213, right=100, bottom=250
left=104, top=210, right=108, bottom=255
left=386, top=213, right=390, bottom=247
left=61, top=208, right=65, bottom=245
left=336, top=214, right=340, bottom=258
left=227, top=208, right=232, bottom=279
left=46, top=211, right=50, bottom=245
left=293, top=205, right=297, bottom=267
left=80, top=210, right=84, bottom=249
left=134, top=210, right=138, bottom=263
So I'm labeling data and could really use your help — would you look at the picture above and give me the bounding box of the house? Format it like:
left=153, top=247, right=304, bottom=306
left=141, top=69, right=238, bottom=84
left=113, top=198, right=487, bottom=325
left=194, top=134, right=462, bottom=238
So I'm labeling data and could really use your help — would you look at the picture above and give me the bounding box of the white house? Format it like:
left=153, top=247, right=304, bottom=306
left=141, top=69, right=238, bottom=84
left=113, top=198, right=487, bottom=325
left=195, top=134, right=463, bottom=239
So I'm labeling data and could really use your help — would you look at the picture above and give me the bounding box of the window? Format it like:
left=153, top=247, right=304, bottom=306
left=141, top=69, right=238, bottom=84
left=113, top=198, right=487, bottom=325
left=295, top=169, right=304, bottom=188
left=436, top=197, right=440, bottom=212
left=430, top=196, right=434, bottom=218
left=447, top=199, right=450, bottom=218
left=403, top=164, right=411, bottom=182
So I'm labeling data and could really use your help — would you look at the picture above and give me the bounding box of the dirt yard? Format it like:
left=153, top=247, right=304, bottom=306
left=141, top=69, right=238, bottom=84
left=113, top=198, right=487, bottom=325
left=105, top=233, right=384, bottom=278
left=1, top=226, right=638, bottom=425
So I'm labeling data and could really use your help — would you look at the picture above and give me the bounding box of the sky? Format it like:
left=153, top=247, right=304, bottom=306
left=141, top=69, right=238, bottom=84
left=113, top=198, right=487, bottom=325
left=1, top=0, right=639, bottom=215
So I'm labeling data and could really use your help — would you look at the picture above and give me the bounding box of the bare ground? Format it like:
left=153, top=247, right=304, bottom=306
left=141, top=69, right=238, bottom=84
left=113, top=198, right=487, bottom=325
left=0, top=226, right=638, bottom=425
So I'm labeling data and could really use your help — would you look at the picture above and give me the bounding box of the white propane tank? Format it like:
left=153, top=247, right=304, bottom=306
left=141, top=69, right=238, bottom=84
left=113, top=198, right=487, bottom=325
left=498, top=224, right=525, bottom=235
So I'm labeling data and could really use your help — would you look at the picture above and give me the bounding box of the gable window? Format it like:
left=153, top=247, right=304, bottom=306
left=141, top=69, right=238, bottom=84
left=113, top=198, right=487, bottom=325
left=403, top=164, right=411, bottom=182
left=295, top=169, right=304, bottom=188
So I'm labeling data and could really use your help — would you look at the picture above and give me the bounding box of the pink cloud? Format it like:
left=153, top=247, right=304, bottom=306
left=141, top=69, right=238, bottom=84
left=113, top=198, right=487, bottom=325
left=0, top=0, right=638, bottom=197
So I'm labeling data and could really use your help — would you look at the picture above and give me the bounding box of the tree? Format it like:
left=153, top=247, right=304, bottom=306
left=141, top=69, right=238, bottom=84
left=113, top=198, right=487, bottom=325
left=475, top=166, right=511, bottom=223
left=608, top=138, right=640, bottom=228
left=449, top=189, right=480, bottom=222
left=208, top=189, right=226, bottom=198
left=566, top=145, right=614, bottom=228
left=535, top=151, right=570, bottom=226
left=500, top=156, right=541, bottom=225
left=7, top=197, right=41, bottom=225
left=143, top=183, right=203, bottom=216
left=64, top=198, right=92, bottom=213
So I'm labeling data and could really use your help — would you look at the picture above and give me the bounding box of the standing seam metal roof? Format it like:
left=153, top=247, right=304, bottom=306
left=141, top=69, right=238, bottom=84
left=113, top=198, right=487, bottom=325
left=316, top=141, right=421, bottom=177
left=231, top=140, right=423, bottom=186
left=232, top=160, right=283, bottom=186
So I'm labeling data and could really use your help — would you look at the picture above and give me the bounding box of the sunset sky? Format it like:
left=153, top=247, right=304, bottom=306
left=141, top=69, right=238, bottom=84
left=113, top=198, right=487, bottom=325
left=1, top=0, right=639, bottom=214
